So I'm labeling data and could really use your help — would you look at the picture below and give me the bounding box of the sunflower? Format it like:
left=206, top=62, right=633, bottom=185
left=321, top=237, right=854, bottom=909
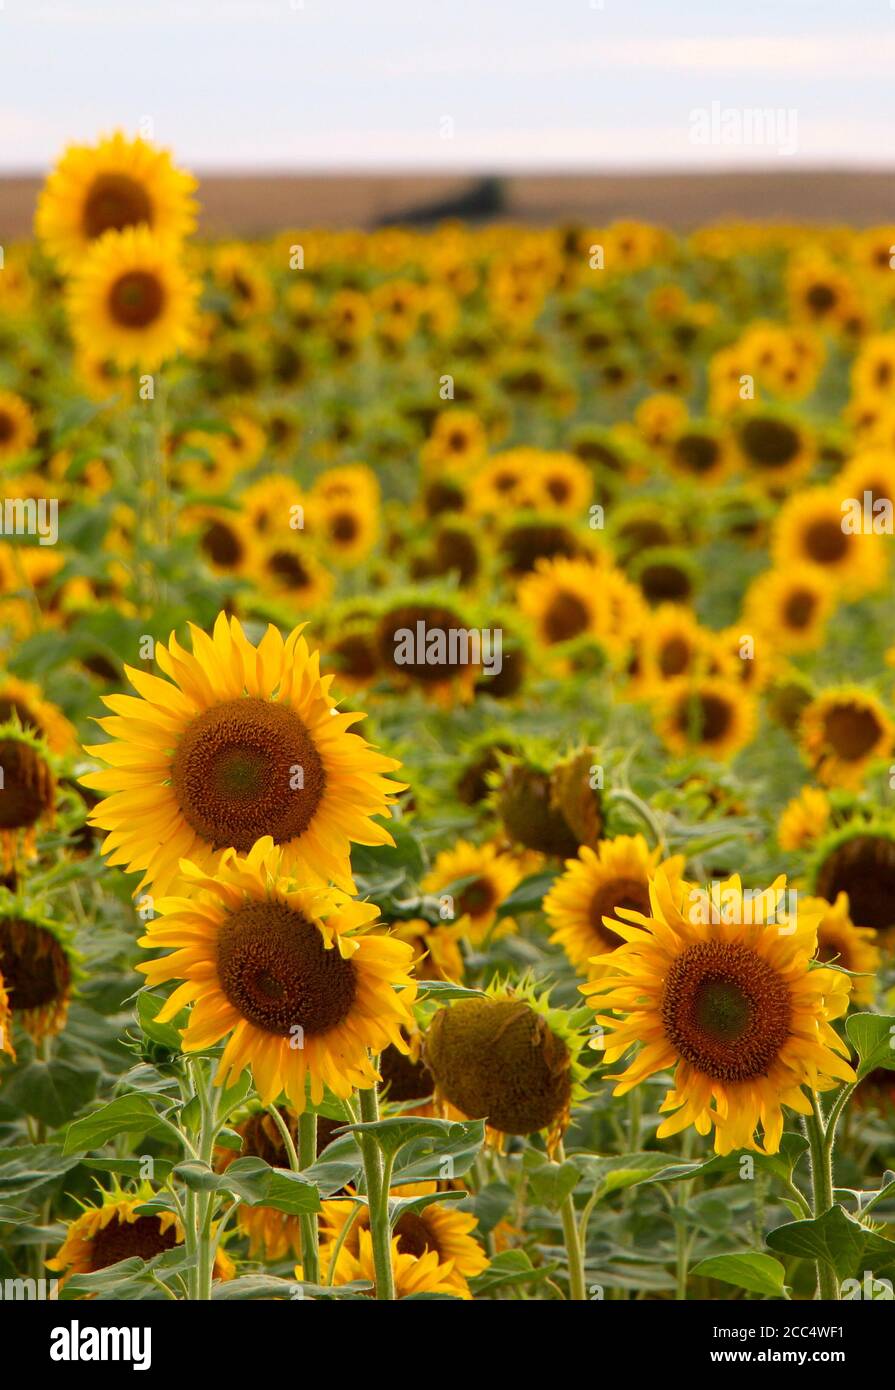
left=424, top=980, right=590, bottom=1154
left=240, top=475, right=304, bottom=539
left=632, top=604, right=707, bottom=692
left=634, top=392, right=689, bottom=447
left=532, top=452, right=594, bottom=513
left=581, top=869, right=855, bottom=1155
left=0, top=674, right=75, bottom=754
left=807, top=892, right=880, bottom=1007
left=518, top=555, right=611, bottom=648
left=811, top=822, right=895, bottom=938
left=544, top=835, right=686, bottom=978
left=743, top=565, right=835, bottom=654
left=630, top=546, right=699, bottom=607
left=837, top=448, right=895, bottom=512
left=0, top=390, right=36, bottom=464
left=777, top=786, right=831, bottom=851
left=183, top=505, right=257, bottom=579
left=138, top=837, right=417, bottom=1111
left=0, top=909, right=76, bottom=1041
left=799, top=687, right=893, bottom=788
left=35, top=131, right=197, bottom=269
left=421, top=409, right=488, bottom=476
left=0, top=721, right=56, bottom=869
left=666, top=421, right=733, bottom=484
left=734, top=411, right=814, bottom=487
left=81, top=612, right=405, bottom=894
left=421, top=840, right=523, bottom=946
left=469, top=451, right=542, bottom=514
left=313, top=1227, right=462, bottom=1299
left=310, top=464, right=380, bottom=510
left=372, top=596, right=479, bottom=706
left=211, top=245, right=274, bottom=320
left=66, top=225, right=199, bottom=370
left=771, top=487, right=884, bottom=597
left=255, top=536, right=333, bottom=610
left=47, top=1184, right=233, bottom=1288
left=657, top=677, right=756, bottom=762
left=312, top=494, right=378, bottom=568
left=320, top=1190, right=487, bottom=1296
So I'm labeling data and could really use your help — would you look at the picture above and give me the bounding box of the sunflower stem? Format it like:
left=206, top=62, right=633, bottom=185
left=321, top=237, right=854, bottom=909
left=298, top=1110, right=319, bottom=1286
left=804, top=1094, right=839, bottom=1301
left=606, top=788, right=665, bottom=851
left=357, top=1077, right=395, bottom=1300
left=195, top=1061, right=220, bottom=1302
left=556, top=1141, right=587, bottom=1301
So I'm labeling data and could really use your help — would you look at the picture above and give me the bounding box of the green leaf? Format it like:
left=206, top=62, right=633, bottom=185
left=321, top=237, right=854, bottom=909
left=388, top=1189, right=469, bottom=1224
left=496, top=871, right=557, bottom=918
left=63, top=1096, right=177, bottom=1155
left=136, top=991, right=186, bottom=1050
left=0, top=1145, right=82, bottom=1202
left=84, top=1157, right=175, bottom=1182
left=691, top=1252, right=787, bottom=1298
left=767, top=1204, right=895, bottom=1281
left=526, top=1159, right=582, bottom=1212
left=3, top=1057, right=101, bottom=1127
left=470, top=1249, right=560, bottom=1295
left=212, top=1275, right=370, bottom=1300
left=846, top=1012, right=895, bottom=1079
left=415, top=979, right=487, bottom=1003
left=197, top=1156, right=321, bottom=1215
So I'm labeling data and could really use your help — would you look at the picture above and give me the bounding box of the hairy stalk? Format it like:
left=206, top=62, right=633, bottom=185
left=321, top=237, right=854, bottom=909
left=804, top=1092, right=838, bottom=1301
left=357, top=1074, right=395, bottom=1300
left=556, top=1141, right=587, bottom=1301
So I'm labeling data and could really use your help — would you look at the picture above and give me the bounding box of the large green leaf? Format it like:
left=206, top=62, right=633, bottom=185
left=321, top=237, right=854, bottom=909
left=767, top=1204, right=895, bottom=1281
left=691, top=1252, right=787, bottom=1298
left=63, top=1095, right=178, bottom=1155
left=846, top=1012, right=895, bottom=1079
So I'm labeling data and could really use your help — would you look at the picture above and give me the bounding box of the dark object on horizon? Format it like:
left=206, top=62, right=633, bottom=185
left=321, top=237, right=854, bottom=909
left=377, top=176, right=506, bottom=226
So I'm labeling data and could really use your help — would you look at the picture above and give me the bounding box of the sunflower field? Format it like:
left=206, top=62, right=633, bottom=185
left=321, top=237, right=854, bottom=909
left=1, top=133, right=894, bottom=1317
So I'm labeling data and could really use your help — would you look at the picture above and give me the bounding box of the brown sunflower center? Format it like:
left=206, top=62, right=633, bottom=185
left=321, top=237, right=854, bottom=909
left=815, top=834, right=895, bottom=932
left=804, top=519, right=848, bottom=564
left=783, top=588, right=817, bottom=629
left=88, top=1215, right=178, bottom=1273
left=331, top=633, right=379, bottom=680
left=590, top=876, right=650, bottom=946
left=659, top=635, right=692, bottom=677
left=739, top=418, right=799, bottom=467
left=806, top=282, right=836, bottom=313
left=424, top=997, right=572, bottom=1137
left=674, top=434, right=720, bottom=474
left=0, top=412, right=14, bottom=444
left=500, top=523, right=578, bottom=575
left=639, top=561, right=692, bottom=604
left=330, top=511, right=358, bottom=544
left=108, top=270, right=165, bottom=329
left=83, top=174, right=153, bottom=239
left=201, top=520, right=244, bottom=569
left=216, top=899, right=356, bottom=1037
left=457, top=876, right=496, bottom=918
left=0, top=918, right=71, bottom=1011
left=268, top=550, right=310, bottom=589
left=661, top=940, right=791, bottom=1081
left=544, top=591, right=590, bottom=643
left=376, top=604, right=465, bottom=683
left=379, top=1040, right=434, bottom=1102
left=674, top=692, right=733, bottom=745
left=393, top=1211, right=436, bottom=1259
left=821, top=703, right=883, bottom=760
left=0, top=739, right=55, bottom=830
left=171, top=697, right=326, bottom=852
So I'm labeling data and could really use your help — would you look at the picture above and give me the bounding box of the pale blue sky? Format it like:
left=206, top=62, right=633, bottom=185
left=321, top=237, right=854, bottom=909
left=2, top=0, right=894, bottom=171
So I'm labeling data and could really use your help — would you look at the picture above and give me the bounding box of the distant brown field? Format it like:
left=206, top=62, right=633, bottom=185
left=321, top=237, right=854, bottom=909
left=3, top=168, right=895, bottom=238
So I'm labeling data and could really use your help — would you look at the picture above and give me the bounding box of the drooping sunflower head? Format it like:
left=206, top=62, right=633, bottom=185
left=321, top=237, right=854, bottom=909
left=138, top=837, right=417, bottom=1111
left=0, top=719, right=57, bottom=869
left=544, top=834, right=687, bottom=978
left=423, top=980, right=590, bottom=1151
left=66, top=224, right=200, bottom=371
left=810, top=820, right=895, bottom=940
left=81, top=612, right=405, bottom=894
left=0, top=907, right=77, bottom=1042
left=493, top=754, right=581, bottom=859
left=581, top=868, right=855, bottom=1154
left=798, top=687, right=893, bottom=789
